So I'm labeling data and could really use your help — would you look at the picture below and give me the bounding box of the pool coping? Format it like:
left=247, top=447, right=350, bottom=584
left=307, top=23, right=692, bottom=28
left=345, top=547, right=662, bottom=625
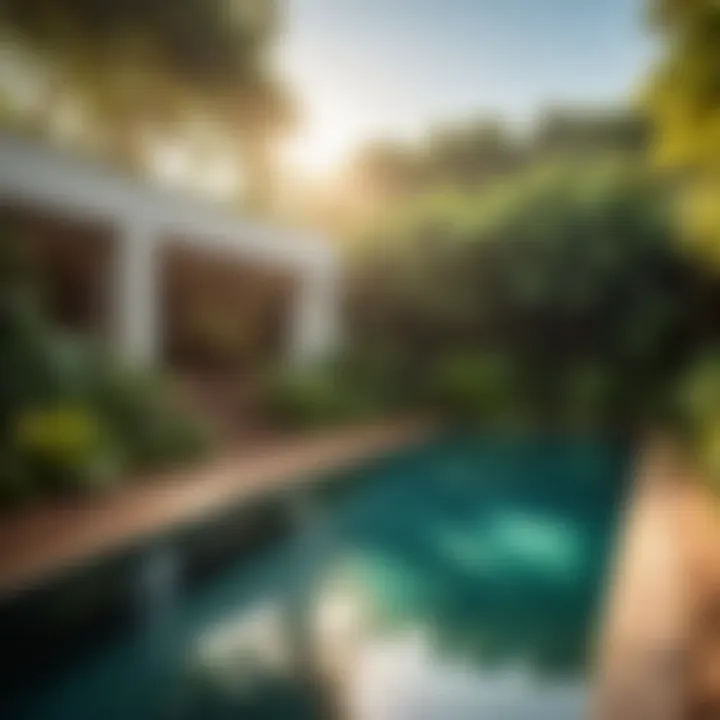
left=0, top=417, right=436, bottom=600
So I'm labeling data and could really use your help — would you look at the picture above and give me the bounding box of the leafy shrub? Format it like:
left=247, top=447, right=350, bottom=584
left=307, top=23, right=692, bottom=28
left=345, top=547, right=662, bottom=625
left=428, top=351, right=526, bottom=427
left=0, top=232, right=212, bottom=507
left=561, top=364, right=618, bottom=430
left=85, top=359, right=212, bottom=472
left=12, top=404, right=121, bottom=493
left=0, top=451, right=37, bottom=508
left=346, top=159, right=716, bottom=434
left=677, top=353, right=720, bottom=427
left=673, top=353, right=720, bottom=483
left=267, top=362, right=386, bottom=429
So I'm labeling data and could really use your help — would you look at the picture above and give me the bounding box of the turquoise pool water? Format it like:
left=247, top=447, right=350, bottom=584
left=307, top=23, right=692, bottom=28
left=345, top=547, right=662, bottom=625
left=2, top=435, right=628, bottom=719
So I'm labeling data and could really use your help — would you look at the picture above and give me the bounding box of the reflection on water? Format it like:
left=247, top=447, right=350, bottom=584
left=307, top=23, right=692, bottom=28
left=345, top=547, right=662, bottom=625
left=4, top=436, right=627, bottom=720
left=347, top=631, right=587, bottom=720
left=134, top=543, right=182, bottom=627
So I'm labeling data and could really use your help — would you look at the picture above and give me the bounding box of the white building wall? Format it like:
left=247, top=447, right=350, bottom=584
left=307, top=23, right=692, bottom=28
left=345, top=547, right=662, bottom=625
left=0, top=132, right=339, bottom=366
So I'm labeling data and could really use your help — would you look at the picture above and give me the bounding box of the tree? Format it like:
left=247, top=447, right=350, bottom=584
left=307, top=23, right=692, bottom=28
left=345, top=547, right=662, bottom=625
left=0, top=0, right=292, bottom=209
left=532, top=108, right=648, bottom=160
left=646, top=0, right=720, bottom=259
left=331, top=109, right=648, bottom=231
left=422, top=119, right=521, bottom=189
left=347, top=159, right=714, bottom=427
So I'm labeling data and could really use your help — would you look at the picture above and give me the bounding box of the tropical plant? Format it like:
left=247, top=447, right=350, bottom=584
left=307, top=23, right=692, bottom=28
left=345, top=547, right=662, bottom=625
left=646, top=0, right=720, bottom=260
left=0, top=231, right=211, bottom=507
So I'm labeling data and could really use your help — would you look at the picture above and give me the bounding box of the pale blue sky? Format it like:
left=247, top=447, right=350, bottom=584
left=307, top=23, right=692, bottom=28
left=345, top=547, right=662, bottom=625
left=279, top=0, right=656, bottom=175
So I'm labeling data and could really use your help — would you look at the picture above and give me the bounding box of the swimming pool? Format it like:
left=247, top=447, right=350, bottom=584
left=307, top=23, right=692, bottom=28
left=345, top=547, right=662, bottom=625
left=1, top=434, right=628, bottom=719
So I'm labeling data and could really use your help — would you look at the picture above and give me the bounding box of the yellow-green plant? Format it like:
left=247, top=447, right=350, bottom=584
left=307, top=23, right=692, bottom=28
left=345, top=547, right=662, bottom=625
left=13, top=404, right=120, bottom=492
left=646, top=0, right=720, bottom=261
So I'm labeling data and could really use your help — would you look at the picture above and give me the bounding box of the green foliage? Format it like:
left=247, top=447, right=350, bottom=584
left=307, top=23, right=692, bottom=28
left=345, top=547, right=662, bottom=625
left=267, top=366, right=364, bottom=429
left=428, top=351, right=525, bottom=428
left=561, top=364, right=620, bottom=430
left=344, top=111, right=648, bottom=223
left=0, top=1, right=289, bottom=208
left=347, top=159, right=716, bottom=432
left=677, top=353, right=720, bottom=426
left=671, top=353, right=720, bottom=483
left=646, top=0, right=720, bottom=258
left=0, top=234, right=211, bottom=507
left=12, top=404, right=120, bottom=493
left=2, top=1, right=279, bottom=84
left=266, top=317, right=434, bottom=429
left=265, top=342, right=424, bottom=430
left=85, top=358, right=212, bottom=471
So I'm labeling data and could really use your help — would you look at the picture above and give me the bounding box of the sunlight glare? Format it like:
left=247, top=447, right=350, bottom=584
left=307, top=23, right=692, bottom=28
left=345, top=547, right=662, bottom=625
left=283, top=116, right=359, bottom=182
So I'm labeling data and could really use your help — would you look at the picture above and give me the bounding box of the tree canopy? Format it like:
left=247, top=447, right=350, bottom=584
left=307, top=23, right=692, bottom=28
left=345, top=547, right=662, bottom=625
left=344, top=158, right=717, bottom=428
left=646, top=0, right=720, bottom=258
left=0, top=0, right=291, bottom=208
left=322, top=109, right=649, bottom=235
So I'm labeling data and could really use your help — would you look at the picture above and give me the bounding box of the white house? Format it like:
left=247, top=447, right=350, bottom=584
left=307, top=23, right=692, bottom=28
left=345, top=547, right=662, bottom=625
left=0, top=131, right=339, bottom=368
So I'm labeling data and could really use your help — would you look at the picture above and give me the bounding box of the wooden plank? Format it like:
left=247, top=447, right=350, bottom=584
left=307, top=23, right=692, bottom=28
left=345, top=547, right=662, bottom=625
left=0, top=418, right=434, bottom=598
left=592, top=442, right=685, bottom=719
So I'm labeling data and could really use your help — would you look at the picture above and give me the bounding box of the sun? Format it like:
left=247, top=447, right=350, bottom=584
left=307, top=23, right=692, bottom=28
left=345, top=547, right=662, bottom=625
left=282, top=123, right=358, bottom=182
left=281, top=99, right=367, bottom=183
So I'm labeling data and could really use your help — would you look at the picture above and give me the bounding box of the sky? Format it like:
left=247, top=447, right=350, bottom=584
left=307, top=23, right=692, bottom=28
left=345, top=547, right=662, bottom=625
left=278, top=0, right=657, bottom=178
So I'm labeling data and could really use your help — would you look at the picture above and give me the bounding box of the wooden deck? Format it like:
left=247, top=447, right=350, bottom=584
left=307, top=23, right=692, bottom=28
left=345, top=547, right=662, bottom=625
left=592, top=442, right=685, bottom=719
left=593, top=440, right=720, bottom=719
left=0, top=418, right=434, bottom=598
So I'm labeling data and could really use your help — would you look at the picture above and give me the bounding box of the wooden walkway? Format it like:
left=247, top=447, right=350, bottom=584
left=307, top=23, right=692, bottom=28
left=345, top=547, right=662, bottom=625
left=592, top=442, right=685, bottom=719
left=593, top=440, right=720, bottom=719
left=0, top=419, right=433, bottom=598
